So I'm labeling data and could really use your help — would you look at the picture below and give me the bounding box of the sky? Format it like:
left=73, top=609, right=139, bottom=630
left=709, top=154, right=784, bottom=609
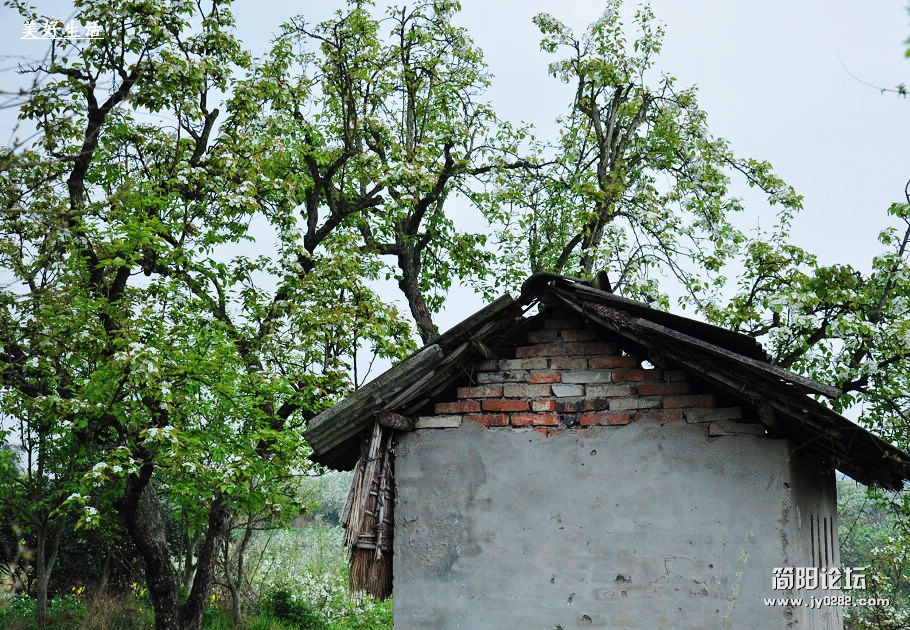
left=458, top=0, right=910, bottom=328
left=2, top=0, right=909, bottom=332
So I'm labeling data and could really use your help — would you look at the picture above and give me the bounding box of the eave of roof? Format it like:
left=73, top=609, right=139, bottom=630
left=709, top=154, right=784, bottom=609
left=304, top=294, right=528, bottom=470
left=303, top=273, right=910, bottom=489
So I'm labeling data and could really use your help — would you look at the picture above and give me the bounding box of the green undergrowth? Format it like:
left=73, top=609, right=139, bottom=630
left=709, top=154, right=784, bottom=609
left=0, top=520, right=391, bottom=629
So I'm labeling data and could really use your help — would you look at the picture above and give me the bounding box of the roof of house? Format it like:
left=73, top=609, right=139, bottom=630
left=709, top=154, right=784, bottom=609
left=304, top=273, right=910, bottom=490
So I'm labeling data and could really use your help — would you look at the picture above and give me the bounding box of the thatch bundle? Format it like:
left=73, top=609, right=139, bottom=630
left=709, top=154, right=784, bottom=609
left=341, top=420, right=394, bottom=599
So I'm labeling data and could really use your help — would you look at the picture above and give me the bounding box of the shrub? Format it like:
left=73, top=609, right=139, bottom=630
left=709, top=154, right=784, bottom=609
left=201, top=605, right=234, bottom=630
left=260, top=588, right=329, bottom=630
left=0, top=519, right=394, bottom=629
left=47, top=594, right=86, bottom=620
left=0, top=594, right=35, bottom=627
left=82, top=593, right=153, bottom=630
left=247, top=523, right=392, bottom=627
left=0, top=593, right=87, bottom=629
left=299, top=472, right=354, bottom=526
left=328, top=597, right=393, bottom=630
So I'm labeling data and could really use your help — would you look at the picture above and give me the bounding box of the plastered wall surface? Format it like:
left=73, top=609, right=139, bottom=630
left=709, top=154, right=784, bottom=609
left=393, top=420, right=840, bottom=629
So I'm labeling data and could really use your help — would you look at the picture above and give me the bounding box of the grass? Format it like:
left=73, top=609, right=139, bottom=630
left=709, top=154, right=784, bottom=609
left=0, top=594, right=86, bottom=630
left=247, top=522, right=392, bottom=628
left=0, top=521, right=390, bottom=629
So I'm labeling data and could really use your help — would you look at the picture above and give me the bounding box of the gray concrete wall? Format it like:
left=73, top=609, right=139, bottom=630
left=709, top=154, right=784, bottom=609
left=394, top=419, right=840, bottom=629
left=788, top=446, right=842, bottom=630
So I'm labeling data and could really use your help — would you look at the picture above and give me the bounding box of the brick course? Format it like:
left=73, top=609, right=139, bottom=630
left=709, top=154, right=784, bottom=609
left=457, top=385, right=503, bottom=398
left=586, top=384, right=634, bottom=398
left=515, top=341, right=619, bottom=358
left=635, top=409, right=685, bottom=424
left=466, top=414, right=509, bottom=427
left=560, top=370, right=613, bottom=384
left=511, top=413, right=559, bottom=427
left=435, top=400, right=481, bottom=414
left=588, top=356, right=639, bottom=369
left=477, top=370, right=529, bottom=384
left=419, top=316, right=745, bottom=434
left=612, top=368, right=663, bottom=382
left=531, top=400, right=557, bottom=412
left=499, top=358, right=548, bottom=370
left=636, top=382, right=692, bottom=396
left=529, top=371, right=562, bottom=384
left=663, top=394, right=717, bottom=409
left=609, top=397, right=662, bottom=411
left=560, top=328, right=599, bottom=342
left=482, top=399, right=530, bottom=412
left=549, top=357, right=587, bottom=370
left=527, top=329, right=559, bottom=343
left=503, top=383, right=553, bottom=398
left=580, top=412, right=632, bottom=426
left=551, top=384, right=585, bottom=397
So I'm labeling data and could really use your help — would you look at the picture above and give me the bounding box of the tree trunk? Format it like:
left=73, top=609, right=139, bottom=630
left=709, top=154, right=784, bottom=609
left=180, top=512, right=200, bottom=596
left=119, top=466, right=181, bottom=630
left=178, top=498, right=231, bottom=630
left=120, top=460, right=232, bottom=630
left=35, top=526, right=48, bottom=628
left=93, top=552, right=111, bottom=603
left=36, top=574, right=49, bottom=628
left=578, top=199, right=616, bottom=278
left=222, top=536, right=241, bottom=625
left=224, top=517, right=255, bottom=624
left=33, top=522, right=61, bottom=629
left=397, top=249, right=439, bottom=344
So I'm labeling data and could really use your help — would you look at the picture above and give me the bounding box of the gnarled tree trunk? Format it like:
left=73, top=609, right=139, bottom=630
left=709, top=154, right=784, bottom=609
left=120, top=465, right=180, bottom=630
left=119, top=462, right=231, bottom=630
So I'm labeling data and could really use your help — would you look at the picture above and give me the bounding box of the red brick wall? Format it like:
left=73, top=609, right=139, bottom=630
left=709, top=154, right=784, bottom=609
left=423, top=311, right=749, bottom=434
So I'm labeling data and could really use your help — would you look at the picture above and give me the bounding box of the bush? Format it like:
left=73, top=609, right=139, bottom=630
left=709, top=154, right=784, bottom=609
left=0, top=594, right=35, bottom=627
left=201, top=605, right=235, bottom=630
left=300, top=472, right=354, bottom=526
left=260, top=588, right=329, bottom=630
left=82, top=593, right=153, bottom=630
left=47, top=594, right=86, bottom=619
left=246, top=615, right=301, bottom=630
left=328, top=598, right=393, bottom=630
left=247, top=523, right=391, bottom=628
left=0, top=593, right=87, bottom=629
left=0, top=520, right=394, bottom=629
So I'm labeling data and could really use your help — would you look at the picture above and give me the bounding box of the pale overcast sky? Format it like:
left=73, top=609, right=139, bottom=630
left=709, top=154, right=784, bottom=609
left=3, top=0, right=909, bottom=331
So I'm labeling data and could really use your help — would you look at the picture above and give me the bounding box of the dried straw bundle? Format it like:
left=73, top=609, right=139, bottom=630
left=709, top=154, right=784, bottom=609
left=342, top=420, right=394, bottom=599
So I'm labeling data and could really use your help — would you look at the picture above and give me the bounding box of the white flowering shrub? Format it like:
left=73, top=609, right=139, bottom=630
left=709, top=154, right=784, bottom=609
left=301, top=471, right=354, bottom=526
left=245, top=524, right=389, bottom=625
left=839, top=481, right=910, bottom=629
left=843, top=559, right=910, bottom=629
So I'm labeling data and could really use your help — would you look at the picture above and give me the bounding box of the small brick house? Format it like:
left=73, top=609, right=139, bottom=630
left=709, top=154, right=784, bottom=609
left=304, top=273, right=910, bottom=629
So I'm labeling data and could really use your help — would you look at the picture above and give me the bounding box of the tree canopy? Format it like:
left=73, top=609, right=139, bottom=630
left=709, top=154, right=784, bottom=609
left=0, top=0, right=908, bottom=628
